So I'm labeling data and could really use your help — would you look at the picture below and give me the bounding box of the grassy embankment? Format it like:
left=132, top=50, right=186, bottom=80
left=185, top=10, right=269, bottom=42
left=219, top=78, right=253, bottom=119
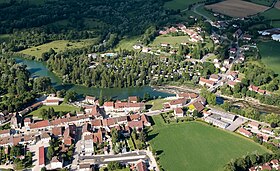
left=20, top=39, right=97, bottom=59
left=149, top=115, right=269, bottom=171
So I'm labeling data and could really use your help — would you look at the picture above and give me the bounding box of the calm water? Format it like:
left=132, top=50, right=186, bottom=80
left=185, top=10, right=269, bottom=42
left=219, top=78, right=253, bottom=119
left=15, top=57, right=173, bottom=99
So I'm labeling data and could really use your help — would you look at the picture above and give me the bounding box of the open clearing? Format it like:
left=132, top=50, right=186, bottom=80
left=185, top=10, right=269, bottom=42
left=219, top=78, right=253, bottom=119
left=150, top=35, right=190, bottom=47
left=149, top=116, right=269, bottom=171
left=29, top=103, right=79, bottom=118
left=258, top=41, right=280, bottom=75
left=20, top=39, right=96, bottom=59
left=206, top=0, right=269, bottom=18
left=164, top=0, right=204, bottom=10
left=115, top=36, right=140, bottom=51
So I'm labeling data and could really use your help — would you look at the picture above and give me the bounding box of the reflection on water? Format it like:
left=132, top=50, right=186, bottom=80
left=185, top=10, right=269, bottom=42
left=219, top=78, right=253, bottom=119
left=15, top=57, right=173, bottom=99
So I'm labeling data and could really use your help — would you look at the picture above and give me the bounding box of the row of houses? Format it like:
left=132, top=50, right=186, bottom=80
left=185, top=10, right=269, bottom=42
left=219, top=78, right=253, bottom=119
left=248, top=85, right=271, bottom=95
left=204, top=109, right=236, bottom=129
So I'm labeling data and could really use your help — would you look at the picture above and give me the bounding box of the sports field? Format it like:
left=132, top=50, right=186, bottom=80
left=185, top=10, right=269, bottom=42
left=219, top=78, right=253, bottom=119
left=258, top=41, right=280, bottom=75
left=206, top=0, right=269, bottom=18
left=20, top=39, right=97, bottom=59
left=29, top=103, right=79, bottom=118
left=164, top=0, right=204, bottom=10
left=149, top=116, right=269, bottom=171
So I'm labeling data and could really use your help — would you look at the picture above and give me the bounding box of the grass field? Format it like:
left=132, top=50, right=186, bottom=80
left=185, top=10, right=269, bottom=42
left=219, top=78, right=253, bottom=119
left=196, top=5, right=216, bottom=21
left=145, top=99, right=170, bottom=110
left=20, top=39, right=97, bottom=59
left=164, top=0, right=204, bottom=10
left=29, top=103, right=79, bottom=118
left=149, top=116, right=269, bottom=171
left=206, top=0, right=269, bottom=18
left=247, top=0, right=275, bottom=6
left=260, top=8, right=280, bottom=20
left=150, top=35, right=190, bottom=47
left=258, top=41, right=280, bottom=75
left=115, top=36, right=140, bottom=51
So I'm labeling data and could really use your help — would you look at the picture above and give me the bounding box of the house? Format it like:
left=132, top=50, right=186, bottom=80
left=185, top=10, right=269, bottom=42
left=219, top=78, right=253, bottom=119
left=227, top=71, right=238, bottom=81
left=128, top=121, right=144, bottom=130
left=44, top=99, right=60, bottom=106
left=261, top=127, right=274, bottom=135
left=228, top=80, right=237, bottom=88
left=209, top=74, right=220, bottom=82
left=0, top=130, right=10, bottom=138
left=237, top=127, right=252, bottom=137
left=29, top=120, right=50, bottom=131
left=242, top=34, right=251, bottom=41
left=271, top=159, right=279, bottom=169
left=103, top=102, right=114, bottom=112
left=248, top=121, right=260, bottom=130
left=249, top=85, right=259, bottom=92
left=78, top=163, right=92, bottom=171
left=169, top=99, right=186, bottom=109
left=40, top=132, right=51, bottom=143
left=272, top=34, right=280, bottom=42
left=260, top=164, right=272, bottom=171
left=39, top=146, right=45, bottom=167
left=133, top=159, right=148, bottom=171
left=88, top=53, right=97, bottom=59
left=52, top=127, right=63, bottom=137
left=188, top=101, right=204, bottom=113
left=24, top=118, right=31, bottom=128
left=83, top=134, right=94, bottom=153
left=199, top=77, right=215, bottom=87
left=233, top=29, right=243, bottom=39
left=51, top=156, right=63, bottom=169
left=128, top=96, right=138, bottom=103
left=160, top=43, right=170, bottom=47
left=133, top=45, right=142, bottom=50
left=229, top=48, right=237, bottom=54
left=174, top=108, right=184, bottom=118
left=177, top=92, right=198, bottom=99
left=85, top=96, right=96, bottom=104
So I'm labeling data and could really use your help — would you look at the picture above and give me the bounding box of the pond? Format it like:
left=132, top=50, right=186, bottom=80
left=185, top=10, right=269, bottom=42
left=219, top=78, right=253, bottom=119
left=15, top=57, right=173, bottom=99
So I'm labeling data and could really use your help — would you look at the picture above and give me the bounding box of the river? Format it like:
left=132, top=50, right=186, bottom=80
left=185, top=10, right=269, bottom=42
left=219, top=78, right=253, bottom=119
left=15, top=57, right=173, bottom=99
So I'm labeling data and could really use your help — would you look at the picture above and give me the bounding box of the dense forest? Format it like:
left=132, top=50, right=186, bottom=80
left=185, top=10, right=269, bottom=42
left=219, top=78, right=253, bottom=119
left=0, top=56, right=52, bottom=112
left=0, top=0, right=169, bottom=51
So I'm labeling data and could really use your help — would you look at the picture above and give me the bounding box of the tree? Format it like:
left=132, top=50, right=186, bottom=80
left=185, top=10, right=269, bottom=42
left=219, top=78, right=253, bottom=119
left=64, top=90, right=77, bottom=102
left=138, top=130, right=147, bottom=142
left=99, top=90, right=104, bottom=106
left=107, top=161, right=122, bottom=171
left=47, top=146, right=54, bottom=161
left=111, top=128, right=119, bottom=145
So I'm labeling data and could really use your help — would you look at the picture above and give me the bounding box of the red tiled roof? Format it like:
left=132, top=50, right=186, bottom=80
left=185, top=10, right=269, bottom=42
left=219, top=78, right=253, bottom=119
left=52, top=127, right=63, bottom=136
left=199, top=77, right=215, bottom=86
left=128, top=96, right=138, bottom=102
left=0, top=129, right=9, bottom=135
left=46, top=99, right=59, bottom=103
left=91, top=119, right=103, bottom=127
left=192, top=102, right=204, bottom=112
left=128, top=114, right=140, bottom=121
left=238, top=128, right=252, bottom=136
left=174, top=108, right=183, bottom=114
left=39, top=146, right=45, bottom=166
left=30, top=120, right=49, bottom=129
left=169, top=98, right=186, bottom=106
left=128, top=121, right=143, bottom=129
left=104, top=101, right=114, bottom=107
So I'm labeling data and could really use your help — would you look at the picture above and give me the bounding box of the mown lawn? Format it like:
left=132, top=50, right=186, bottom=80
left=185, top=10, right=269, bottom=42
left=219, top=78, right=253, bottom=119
left=149, top=116, right=269, bottom=171
left=20, top=39, right=97, bottom=59
left=258, top=41, right=280, bottom=75
left=164, top=0, right=204, bottom=10
left=150, top=35, right=190, bottom=47
left=29, top=103, right=79, bottom=118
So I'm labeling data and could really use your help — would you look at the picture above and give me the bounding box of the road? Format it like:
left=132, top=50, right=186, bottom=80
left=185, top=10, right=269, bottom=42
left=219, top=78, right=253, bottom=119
left=192, top=4, right=212, bottom=23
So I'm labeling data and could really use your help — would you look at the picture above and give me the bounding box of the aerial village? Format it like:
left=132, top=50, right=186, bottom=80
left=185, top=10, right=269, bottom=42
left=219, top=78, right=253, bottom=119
left=0, top=14, right=280, bottom=171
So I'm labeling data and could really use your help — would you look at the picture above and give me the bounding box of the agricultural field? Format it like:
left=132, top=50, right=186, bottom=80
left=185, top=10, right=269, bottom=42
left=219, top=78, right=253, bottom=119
left=164, top=0, right=204, bottom=10
left=205, top=0, right=269, bottom=18
left=247, top=0, right=275, bottom=6
left=149, top=116, right=269, bottom=171
left=20, top=39, right=97, bottom=59
left=29, top=103, right=79, bottom=118
left=258, top=41, right=280, bottom=75
left=196, top=5, right=217, bottom=21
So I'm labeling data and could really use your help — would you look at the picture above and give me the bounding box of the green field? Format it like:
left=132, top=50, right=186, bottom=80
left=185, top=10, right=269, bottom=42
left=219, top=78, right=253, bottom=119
left=258, top=41, right=280, bottom=75
left=115, top=36, right=140, bottom=51
left=0, top=34, right=11, bottom=43
left=247, top=0, right=274, bottom=6
left=260, top=8, right=280, bottom=20
left=149, top=116, right=269, bottom=171
left=196, top=5, right=216, bottom=21
left=20, top=39, right=97, bottom=59
left=29, top=103, right=79, bottom=118
left=164, top=0, right=204, bottom=10
left=145, top=99, right=170, bottom=110
left=150, top=35, right=190, bottom=47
